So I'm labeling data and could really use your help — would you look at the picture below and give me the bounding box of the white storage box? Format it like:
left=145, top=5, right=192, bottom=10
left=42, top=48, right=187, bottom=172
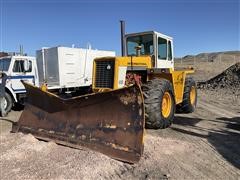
left=36, top=47, right=115, bottom=89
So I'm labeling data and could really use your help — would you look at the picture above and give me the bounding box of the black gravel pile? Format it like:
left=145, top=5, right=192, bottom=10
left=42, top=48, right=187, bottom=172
left=198, top=62, right=240, bottom=90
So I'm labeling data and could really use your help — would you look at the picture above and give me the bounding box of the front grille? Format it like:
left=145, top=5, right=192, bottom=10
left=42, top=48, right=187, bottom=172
left=95, top=60, right=115, bottom=88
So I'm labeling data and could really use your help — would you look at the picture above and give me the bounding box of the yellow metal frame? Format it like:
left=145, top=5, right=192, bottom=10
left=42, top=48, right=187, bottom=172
left=170, top=69, right=194, bottom=104
left=147, top=68, right=194, bottom=104
left=92, top=56, right=152, bottom=91
left=190, top=86, right=196, bottom=105
left=93, top=56, right=194, bottom=105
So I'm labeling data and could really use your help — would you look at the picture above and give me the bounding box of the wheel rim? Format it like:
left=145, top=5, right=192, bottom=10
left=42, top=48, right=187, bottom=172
left=3, top=97, right=7, bottom=110
left=162, top=92, right=172, bottom=118
left=190, top=86, right=196, bottom=105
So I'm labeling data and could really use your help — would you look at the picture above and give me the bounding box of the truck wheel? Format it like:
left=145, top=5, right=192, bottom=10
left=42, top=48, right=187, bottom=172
left=3, top=92, right=13, bottom=115
left=142, top=78, right=175, bottom=129
left=176, top=77, right=197, bottom=113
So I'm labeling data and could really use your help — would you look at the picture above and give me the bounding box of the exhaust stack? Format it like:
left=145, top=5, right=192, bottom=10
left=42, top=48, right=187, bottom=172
left=19, top=45, right=24, bottom=55
left=120, top=20, right=126, bottom=56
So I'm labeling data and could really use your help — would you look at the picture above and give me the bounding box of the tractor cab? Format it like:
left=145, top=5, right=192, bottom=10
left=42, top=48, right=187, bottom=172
left=124, top=31, right=174, bottom=69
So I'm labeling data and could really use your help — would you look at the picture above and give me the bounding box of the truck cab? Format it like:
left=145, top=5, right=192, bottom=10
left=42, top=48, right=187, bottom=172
left=0, top=55, right=37, bottom=113
left=124, top=31, right=174, bottom=69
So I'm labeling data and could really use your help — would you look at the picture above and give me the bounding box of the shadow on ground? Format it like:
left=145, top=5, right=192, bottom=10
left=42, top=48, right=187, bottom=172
left=12, top=103, right=24, bottom=111
left=173, top=116, right=202, bottom=126
left=0, top=118, right=15, bottom=124
left=172, top=115, right=240, bottom=169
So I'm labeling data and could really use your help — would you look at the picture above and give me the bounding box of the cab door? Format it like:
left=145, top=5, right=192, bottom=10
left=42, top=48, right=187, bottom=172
left=10, top=59, right=35, bottom=92
left=156, top=36, right=174, bottom=69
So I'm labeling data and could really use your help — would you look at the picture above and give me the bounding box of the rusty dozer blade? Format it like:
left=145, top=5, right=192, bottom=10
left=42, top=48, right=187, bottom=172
left=12, top=81, right=145, bottom=163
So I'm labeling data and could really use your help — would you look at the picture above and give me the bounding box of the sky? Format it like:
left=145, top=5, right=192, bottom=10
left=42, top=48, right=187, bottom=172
left=0, top=0, right=239, bottom=57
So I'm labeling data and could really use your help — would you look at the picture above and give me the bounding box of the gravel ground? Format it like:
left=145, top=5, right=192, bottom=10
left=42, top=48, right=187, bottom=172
left=1, top=61, right=240, bottom=179
left=0, top=89, right=239, bottom=179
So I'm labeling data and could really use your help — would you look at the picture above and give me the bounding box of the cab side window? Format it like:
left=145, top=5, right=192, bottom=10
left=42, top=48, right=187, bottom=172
left=168, top=41, right=172, bottom=60
left=158, top=37, right=167, bottom=60
left=13, top=60, right=32, bottom=72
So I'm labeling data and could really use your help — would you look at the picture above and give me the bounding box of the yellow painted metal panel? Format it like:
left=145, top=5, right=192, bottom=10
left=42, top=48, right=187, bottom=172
left=116, top=56, right=152, bottom=67
left=148, top=69, right=193, bottom=104
left=93, top=56, right=194, bottom=105
left=171, top=71, right=186, bottom=104
left=170, top=69, right=194, bottom=104
left=113, top=56, right=152, bottom=89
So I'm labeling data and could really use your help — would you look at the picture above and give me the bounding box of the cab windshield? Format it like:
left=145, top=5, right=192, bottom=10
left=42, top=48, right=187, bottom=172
left=126, top=34, right=154, bottom=56
left=0, top=58, right=11, bottom=71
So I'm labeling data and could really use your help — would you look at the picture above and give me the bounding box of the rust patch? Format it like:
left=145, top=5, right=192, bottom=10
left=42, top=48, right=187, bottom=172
left=119, top=91, right=137, bottom=105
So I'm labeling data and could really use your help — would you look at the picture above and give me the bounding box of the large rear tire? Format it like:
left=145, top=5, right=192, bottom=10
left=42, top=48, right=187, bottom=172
left=176, top=77, right=197, bottom=113
left=142, top=79, right=175, bottom=129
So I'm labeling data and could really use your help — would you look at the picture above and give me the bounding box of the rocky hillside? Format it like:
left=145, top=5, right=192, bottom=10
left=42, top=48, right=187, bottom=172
left=175, top=51, right=240, bottom=82
left=175, top=51, right=240, bottom=63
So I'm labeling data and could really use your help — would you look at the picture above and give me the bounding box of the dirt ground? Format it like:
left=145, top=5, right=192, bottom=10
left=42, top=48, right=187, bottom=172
left=1, top=89, right=239, bottom=179
left=1, top=61, right=240, bottom=179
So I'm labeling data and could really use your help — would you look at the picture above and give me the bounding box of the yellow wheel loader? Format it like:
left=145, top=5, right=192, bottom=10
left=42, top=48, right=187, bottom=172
left=12, top=22, right=197, bottom=163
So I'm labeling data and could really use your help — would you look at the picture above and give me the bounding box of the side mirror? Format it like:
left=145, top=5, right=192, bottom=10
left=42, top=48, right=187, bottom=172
left=23, top=59, right=30, bottom=72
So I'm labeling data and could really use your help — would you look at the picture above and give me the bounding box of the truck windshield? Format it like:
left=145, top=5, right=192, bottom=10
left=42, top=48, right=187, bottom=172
left=126, top=34, right=154, bottom=56
left=0, top=58, right=11, bottom=71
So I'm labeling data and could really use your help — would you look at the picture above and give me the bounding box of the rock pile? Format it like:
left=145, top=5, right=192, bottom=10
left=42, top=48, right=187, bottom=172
left=198, top=62, right=240, bottom=91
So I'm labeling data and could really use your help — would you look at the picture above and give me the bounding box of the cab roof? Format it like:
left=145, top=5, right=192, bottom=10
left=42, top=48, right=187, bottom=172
left=125, top=31, right=173, bottom=40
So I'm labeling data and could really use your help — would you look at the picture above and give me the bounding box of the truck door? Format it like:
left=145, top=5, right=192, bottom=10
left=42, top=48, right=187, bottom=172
left=10, top=59, right=35, bottom=92
left=157, top=37, right=174, bottom=69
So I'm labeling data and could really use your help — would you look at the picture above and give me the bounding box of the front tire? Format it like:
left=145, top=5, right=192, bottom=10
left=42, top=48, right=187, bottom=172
left=142, top=79, right=175, bottom=129
left=1, top=92, right=13, bottom=116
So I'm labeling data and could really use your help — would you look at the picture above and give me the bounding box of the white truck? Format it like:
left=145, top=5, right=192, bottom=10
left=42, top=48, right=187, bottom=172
left=0, top=47, right=115, bottom=114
